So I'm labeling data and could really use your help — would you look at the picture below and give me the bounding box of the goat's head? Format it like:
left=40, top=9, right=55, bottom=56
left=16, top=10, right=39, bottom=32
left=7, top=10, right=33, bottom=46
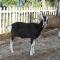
left=42, top=16, right=48, bottom=27
left=42, top=15, right=48, bottom=28
left=38, top=13, right=48, bottom=28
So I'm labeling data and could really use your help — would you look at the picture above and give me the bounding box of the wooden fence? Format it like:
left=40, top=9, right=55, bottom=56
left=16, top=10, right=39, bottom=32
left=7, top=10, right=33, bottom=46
left=0, top=6, right=57, bottom=34
left=48, top=15, right=60, bottom=28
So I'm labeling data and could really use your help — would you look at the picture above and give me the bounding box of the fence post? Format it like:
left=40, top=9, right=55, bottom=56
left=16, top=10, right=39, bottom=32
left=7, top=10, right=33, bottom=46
left=0, top=7, right=1, bottom=34
left=12, top=7, right=15, bottom=23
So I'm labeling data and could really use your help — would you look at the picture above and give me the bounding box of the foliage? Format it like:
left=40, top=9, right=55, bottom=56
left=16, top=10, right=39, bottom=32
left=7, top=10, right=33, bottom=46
left=1, top=0, right=18, bottom=6
left=24, top=0, right=42, bottom=7
left=0, top=0, right=59, bottom=7
left=45, top=0, right=55, bottom=6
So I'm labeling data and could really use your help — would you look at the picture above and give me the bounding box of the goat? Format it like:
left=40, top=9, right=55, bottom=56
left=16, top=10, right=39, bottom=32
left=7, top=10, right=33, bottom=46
left=10, top=14, right=48, bottom=56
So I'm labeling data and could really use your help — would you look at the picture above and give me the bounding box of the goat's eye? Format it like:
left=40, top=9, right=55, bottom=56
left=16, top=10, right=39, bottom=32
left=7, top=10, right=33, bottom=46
left=46, top=20, right=48, bottom=23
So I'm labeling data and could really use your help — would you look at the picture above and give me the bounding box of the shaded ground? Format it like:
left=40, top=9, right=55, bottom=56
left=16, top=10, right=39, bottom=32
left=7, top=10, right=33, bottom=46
left=0, top=28, right=60, bottom=60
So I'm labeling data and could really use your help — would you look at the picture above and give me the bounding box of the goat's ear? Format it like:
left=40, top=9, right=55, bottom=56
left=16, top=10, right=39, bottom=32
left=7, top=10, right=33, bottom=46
left=46, top=16, right=48, bottom=20
left=41, top=15, right=44, bottom=20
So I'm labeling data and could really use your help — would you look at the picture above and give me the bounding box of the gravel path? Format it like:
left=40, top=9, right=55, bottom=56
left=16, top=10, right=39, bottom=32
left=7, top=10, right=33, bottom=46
left=0, top=29, right=60, bottom=60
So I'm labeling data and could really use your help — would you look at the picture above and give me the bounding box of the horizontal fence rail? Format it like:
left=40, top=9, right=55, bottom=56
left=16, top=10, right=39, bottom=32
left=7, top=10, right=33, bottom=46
left=0, top=6, right=57, bottom=34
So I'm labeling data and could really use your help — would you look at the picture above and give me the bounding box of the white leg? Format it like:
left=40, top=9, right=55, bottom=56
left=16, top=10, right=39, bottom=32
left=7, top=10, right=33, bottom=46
left=10, top=40, right=14, bottom=53
left=30, top=40, right=35, bottom=56
left=58, top=30, right=60, bottom=38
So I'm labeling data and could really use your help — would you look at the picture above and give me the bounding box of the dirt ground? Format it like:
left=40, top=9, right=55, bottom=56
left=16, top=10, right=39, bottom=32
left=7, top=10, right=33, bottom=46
left=0, top=28, right=60, bottom=60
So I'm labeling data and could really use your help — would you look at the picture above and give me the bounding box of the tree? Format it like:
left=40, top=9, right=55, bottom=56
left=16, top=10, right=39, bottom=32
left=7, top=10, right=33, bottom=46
left=1, top=0, right=17, bottom=6
left=25, top=0, right=42, bottom=7
left=45, top=0, right=55, bottom=6
left=55, top=0, right=60, bottom=16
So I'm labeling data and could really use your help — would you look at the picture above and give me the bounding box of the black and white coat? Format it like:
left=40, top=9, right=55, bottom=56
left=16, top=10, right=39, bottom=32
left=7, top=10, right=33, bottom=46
left=10, top=14, right=48, bottom=56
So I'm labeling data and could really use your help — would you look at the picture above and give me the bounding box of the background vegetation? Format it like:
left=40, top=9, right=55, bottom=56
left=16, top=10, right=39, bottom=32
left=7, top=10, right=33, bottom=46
left=0, top=0, right=58, bottom=7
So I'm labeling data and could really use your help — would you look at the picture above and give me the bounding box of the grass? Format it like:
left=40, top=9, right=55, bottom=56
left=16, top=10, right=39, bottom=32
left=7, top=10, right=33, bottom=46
left=0, top=32, right=11, bottom=41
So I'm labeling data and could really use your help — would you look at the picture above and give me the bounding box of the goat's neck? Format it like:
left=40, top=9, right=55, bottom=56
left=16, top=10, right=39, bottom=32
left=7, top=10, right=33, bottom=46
left=39, top=20, right=43, bottom=27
